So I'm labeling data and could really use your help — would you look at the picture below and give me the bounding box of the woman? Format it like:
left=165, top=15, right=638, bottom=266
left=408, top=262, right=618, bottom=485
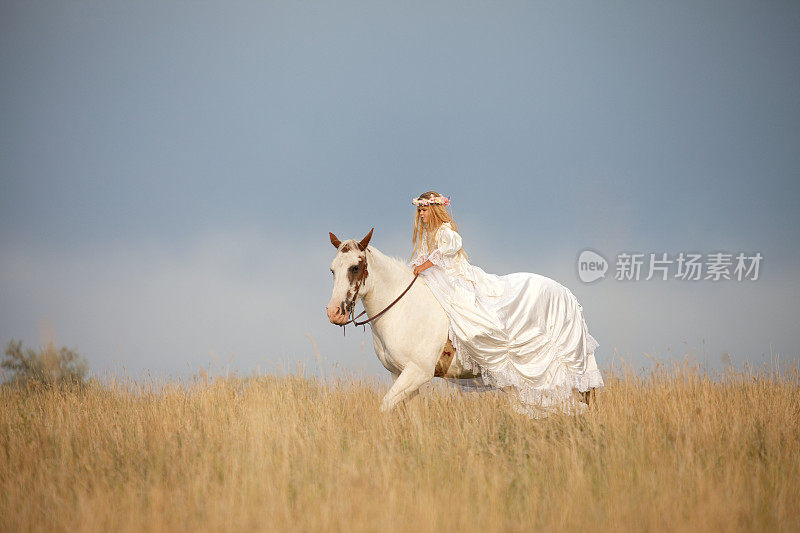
left=409, top=190, right=604, bottom=414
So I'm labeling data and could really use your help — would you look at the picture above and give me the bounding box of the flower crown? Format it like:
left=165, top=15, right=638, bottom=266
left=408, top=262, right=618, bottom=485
left=412, top=195, right=450, bottom=207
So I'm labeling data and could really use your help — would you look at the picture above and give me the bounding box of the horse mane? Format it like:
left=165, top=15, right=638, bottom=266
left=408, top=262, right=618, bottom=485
left=365, top=245, right=414, bottom=275
left=337, top=238, right=413, bottom=275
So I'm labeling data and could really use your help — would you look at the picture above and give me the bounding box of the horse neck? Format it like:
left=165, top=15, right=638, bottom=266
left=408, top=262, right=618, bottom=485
left=362, top=247, right=415, bottom=317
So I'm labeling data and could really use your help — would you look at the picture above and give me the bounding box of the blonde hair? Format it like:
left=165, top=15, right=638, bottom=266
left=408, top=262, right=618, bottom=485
left=411, top=191, right=468, bottom=261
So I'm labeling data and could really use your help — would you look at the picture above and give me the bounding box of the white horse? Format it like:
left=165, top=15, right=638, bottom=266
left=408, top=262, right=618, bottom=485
left=326, top=228, right=478, bottom=411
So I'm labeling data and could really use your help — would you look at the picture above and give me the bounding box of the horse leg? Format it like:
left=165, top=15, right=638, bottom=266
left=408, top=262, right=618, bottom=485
left=380, top=364, right=431, bottom=412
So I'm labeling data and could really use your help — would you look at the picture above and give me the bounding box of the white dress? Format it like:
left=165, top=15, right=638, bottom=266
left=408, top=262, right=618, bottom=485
left=410, top=222, right=604, bottom=415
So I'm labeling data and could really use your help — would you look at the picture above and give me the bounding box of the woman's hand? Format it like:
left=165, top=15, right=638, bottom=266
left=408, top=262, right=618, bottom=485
left=413, top=260, right=434, bottom=276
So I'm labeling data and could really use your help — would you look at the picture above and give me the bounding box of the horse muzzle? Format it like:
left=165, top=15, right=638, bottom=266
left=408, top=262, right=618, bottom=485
left=326, top=304, right=350, bottom=325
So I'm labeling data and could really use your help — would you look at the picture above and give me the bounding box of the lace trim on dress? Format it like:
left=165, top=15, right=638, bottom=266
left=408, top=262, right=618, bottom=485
left=427, top=248, right=445, bottom=268
left=410, top=246, right=447, bottom=270
left=410, top=254, right=428, bottom=267
left=447, top=323, right=605, bottom=418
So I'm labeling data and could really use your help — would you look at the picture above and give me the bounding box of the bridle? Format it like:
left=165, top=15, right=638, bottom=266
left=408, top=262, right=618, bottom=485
left=333, top=253, right=420, bottom=335
left=338, top=274, right=419, bottom=335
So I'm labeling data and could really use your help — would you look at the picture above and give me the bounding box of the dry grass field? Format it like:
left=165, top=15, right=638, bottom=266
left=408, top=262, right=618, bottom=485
left=1, top=362, right=798, bottom=532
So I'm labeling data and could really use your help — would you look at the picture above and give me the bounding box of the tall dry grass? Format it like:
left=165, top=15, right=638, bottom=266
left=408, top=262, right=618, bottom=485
left=1, top=362, right=798, bottom=532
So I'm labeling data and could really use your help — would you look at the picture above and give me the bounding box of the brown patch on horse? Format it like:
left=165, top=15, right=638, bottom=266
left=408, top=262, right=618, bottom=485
left=344, top=288, right=355, bottom=315
left=340, top=243, right=352, bottom=253
left=347, top=255, right=368, bottom=285
left=343, top=255, right=369, bottom=317
left=580, top=388, right=596, bottom=406
left=434, top=338, right=456, bottom=377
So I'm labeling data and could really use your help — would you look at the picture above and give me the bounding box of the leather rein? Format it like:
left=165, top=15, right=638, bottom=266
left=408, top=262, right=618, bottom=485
left=338, top=273, right=419, bottom=336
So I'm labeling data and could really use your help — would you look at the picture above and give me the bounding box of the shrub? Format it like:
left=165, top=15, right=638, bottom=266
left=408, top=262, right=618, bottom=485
left=2, top=339, right=88, bottom=388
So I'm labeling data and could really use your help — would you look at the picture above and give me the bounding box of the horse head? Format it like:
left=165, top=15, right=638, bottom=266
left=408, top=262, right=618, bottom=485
left=326, top=228, right=374, bottom=324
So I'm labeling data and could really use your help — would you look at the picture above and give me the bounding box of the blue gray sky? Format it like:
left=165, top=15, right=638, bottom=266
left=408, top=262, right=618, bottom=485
left=1, top=1, right=799, bottom=380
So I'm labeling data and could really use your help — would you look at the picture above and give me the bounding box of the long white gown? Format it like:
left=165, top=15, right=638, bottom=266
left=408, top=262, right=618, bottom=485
left=409, top=222, right=604, bottom=415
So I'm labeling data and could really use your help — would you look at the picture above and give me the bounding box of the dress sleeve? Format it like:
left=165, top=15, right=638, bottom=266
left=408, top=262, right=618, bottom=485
left=427, top=225, right=462, bottom=268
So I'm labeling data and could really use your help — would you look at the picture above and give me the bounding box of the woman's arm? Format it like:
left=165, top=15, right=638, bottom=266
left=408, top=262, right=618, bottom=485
left=413, top=259, right=434, bottom=275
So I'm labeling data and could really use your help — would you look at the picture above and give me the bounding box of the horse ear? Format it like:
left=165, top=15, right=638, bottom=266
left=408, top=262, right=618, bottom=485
left=329, top=232, right=342, bottom=249
left=358, top=228, right=374, bottom=251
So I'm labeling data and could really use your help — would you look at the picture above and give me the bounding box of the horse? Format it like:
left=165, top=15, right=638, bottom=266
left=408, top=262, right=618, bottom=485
left=325, top=228, right=478, bottom=411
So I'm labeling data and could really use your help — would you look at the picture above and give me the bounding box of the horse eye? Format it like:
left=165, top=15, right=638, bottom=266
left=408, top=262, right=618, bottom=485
left=349, top=265, right=358, bottom=272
